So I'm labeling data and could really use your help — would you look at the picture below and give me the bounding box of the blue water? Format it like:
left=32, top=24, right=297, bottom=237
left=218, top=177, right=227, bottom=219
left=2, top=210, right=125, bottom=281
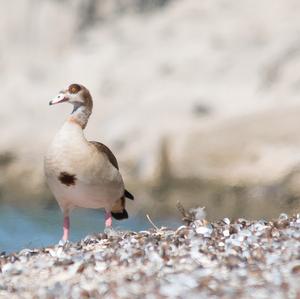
left=0, top=203, right=180, bottom=253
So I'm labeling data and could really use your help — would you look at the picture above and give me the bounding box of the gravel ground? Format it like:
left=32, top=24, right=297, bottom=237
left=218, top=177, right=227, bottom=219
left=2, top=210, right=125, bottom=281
left=0, top=213, right=300, bottom=299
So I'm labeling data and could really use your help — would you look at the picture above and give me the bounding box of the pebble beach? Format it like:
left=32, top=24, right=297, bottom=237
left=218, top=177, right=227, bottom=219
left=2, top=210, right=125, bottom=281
left=0, top=212, right=300, bottom=299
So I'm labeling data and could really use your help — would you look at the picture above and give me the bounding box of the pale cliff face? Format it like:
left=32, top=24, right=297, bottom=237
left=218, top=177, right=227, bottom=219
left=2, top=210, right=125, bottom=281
left=1, top=0, right=300, bottom=193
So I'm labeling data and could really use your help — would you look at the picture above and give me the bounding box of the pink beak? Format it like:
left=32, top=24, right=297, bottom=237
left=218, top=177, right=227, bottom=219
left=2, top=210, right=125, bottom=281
left=49, top=93, right=68, bottom=105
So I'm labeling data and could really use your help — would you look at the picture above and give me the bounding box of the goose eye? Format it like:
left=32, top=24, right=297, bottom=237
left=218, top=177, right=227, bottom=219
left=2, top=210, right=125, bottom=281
left=69, top=84, right=81, bottom=94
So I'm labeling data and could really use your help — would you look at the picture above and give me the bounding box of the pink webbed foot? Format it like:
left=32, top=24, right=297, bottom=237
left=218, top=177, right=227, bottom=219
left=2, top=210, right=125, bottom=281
left=105, top=211, right=112, bottom=228
left=61, top=215, right=70, bottom=242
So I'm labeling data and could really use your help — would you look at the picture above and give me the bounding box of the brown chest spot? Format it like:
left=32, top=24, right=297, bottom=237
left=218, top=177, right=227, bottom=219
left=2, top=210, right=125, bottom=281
left=58, top=172, right=77, bottom=186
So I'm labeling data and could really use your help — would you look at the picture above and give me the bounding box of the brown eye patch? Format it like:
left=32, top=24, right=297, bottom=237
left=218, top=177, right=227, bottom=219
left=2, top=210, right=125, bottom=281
left=69, top=84, right=81, bottom=94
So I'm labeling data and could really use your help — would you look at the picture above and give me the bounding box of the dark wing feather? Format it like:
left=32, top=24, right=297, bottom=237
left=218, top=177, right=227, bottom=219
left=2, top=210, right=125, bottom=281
left=124, top=189, right=134, bottom=200
left=90, top=141, right=119, bottom=170
left=90, top=141, right=135, bottom=208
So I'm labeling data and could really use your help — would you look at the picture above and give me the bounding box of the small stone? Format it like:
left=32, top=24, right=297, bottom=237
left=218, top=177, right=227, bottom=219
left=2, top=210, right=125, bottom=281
left=278, top=213, right=288, bottom=221
left=240, top=229, right=252, bottom=237
left=223, top=229, right=230, bottom=237
left=223, top=218, right=231, bottom=225
left=271, top=229, right=280, bottom=238
left=2, top=263, right=22, bottom=275
left=53, top=259, right=74, bottom=266
left=19, top=248, right=36, bottom=257
left=196, top=226, right=213, bottom=237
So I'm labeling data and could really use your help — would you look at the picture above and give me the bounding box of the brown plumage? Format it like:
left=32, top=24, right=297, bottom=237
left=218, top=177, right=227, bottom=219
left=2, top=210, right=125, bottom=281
left=90, top=141, right=119, bottom=170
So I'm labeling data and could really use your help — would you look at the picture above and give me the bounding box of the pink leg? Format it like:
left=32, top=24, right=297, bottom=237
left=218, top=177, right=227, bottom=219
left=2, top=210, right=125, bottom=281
left=105, top=211, right=112, bottom=228
left=62, top=216, right=70, bottom=241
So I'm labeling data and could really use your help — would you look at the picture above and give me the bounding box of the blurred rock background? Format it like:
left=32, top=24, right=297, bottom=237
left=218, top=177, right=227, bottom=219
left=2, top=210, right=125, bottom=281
left=1, top=0, right=300, bottom=221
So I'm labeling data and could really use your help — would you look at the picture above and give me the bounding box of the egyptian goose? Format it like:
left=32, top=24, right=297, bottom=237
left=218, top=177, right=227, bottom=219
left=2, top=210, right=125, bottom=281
left=44, top=83, right=134, bottom=241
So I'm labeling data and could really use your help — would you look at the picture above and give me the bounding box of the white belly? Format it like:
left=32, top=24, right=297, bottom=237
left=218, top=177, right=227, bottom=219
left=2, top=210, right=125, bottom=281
left=47, top=175, right=124, bottom=212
